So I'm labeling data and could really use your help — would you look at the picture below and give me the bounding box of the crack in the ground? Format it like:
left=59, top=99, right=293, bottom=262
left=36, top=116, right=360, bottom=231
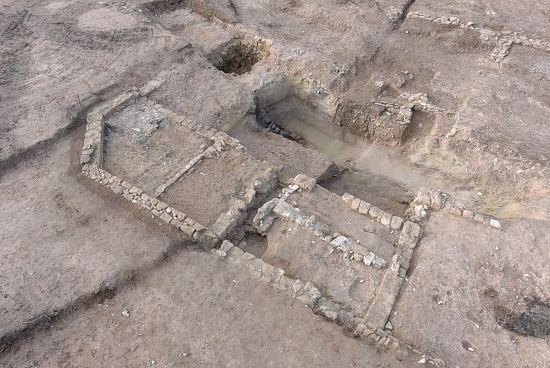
left=228, top=0, right=239, bottom=19
left=0, top=239, right=190, bottom=356
left=393, top=0, right=416, bottom=30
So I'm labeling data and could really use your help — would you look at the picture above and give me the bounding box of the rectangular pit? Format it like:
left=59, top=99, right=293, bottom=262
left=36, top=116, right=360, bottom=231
left=159, top=148, right=261, bottom=227
left=227, top=81, right=420, bottom=214
left=102, top=103, right=211, bottom=194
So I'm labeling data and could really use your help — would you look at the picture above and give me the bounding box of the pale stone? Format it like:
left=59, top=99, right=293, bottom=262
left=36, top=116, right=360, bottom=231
left=358, top=201, right=371, bottom=215
left=330, top=235, right=349, bottom=248
left=414, top=205, right=427, bottom=219
left=363, top=252, right=376, bottom=266
left=351, top=198, right=361, bottom=211
left=474, top=213, right=485, bottom=223
left=155, top=201, right=168, bottom=211
left=372, top=256, right=386, bottom=269
left=293, top=174, right=316, bottom=191
left=368, top=206, right=384, bottom=219
left=489, top=219, right=502, bottom=230
left=289, top=279, right=305, bottom=297
left=179, top=223, right=195, bottom=237
left=243, top=188, right=256, bottom=205
left=160, top=212, right=172, bottom=223
left=220, top=240, right=234, bottom=253
left=342, top=193, right=355, bottom=205
left=390, top=216, right=403, bottom=230
left=381, top=212, right=392, bottom=226
left=448, top=206, right=463, bottom=216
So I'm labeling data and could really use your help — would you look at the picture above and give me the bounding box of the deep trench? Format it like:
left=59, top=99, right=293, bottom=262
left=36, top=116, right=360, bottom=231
left=248, top=90, right=416, bottom=215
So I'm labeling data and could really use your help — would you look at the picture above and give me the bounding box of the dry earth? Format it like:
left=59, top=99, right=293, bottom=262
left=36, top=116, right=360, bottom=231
left=1, top=0, right=549, bottom=367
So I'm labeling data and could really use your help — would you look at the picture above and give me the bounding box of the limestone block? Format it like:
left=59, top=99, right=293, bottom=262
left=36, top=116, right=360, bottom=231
left=368, top=206, right=384, bottom=220
left=489, top=219, right=502, bottom=230
left=351, top=198, right=361, bottom=211
left=270, top=267, right=285, bottom=283
left=448, top=206, right=463, bottom=216
left=179, top=222, right=196, bottom=237
left=358, top=201, right=371, bottom=215
left=474, top=213, right=485, bottom=223
left=289, top=279, right=305, bottom=298
left=363, top=252, right=376, bottom=266
left=292, top=174, right=316, bottom=191
left=390, top=216, right=403, bottom=230
left=342, top=193, right=355, bottom=205
left=243, top=188, right=256, bottom=206
left=380, top=212, right=392, bottom=227
left=314, top=298, right=342, bottom=321
left=253, top=199, right=279, bottom=233
left=297, top=282, right=321, bottom=306
left=159, top=212, right=172, bottom=224
left=398, top=221, right=422, bottom=249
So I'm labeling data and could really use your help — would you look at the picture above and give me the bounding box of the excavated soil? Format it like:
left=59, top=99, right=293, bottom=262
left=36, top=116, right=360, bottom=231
left=1, top=1, right=549, bottom=367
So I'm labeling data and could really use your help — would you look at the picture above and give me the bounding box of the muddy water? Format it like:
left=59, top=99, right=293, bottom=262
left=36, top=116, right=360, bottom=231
left=266, top=96, right=432, bottom=193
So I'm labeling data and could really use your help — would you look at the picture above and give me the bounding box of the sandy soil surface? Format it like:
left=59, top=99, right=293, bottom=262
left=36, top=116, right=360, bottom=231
left=2, top=248, right=410, bottom=368
left=0, top=130, right=179, bottom=342
left=1, top=0, right=549, bottom=367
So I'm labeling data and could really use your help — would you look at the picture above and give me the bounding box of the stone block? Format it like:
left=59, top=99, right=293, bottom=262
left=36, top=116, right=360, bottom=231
left=243, top=188, right=256, bottom=205
left=363, top=252, right=376, bottom=266
left=289, top=279, right=305, bottom=298
left=273, top=275, right=293, bottom=291
left=155, top=201, right=168, bottom=211
left=253, top=199, right=279, bottom=233
left=358, top=200, right=371, bottom=215
left=330, top=235, right=350, bottom=249
left=314, top=298, right=342, bottom=321
left=474, top=213, right=485, bottom=223
left=297, top=282, right=321, bottom=306
left=368, top=206, right=384, bottom=220
left=179, top=223, right=196, bottom=237
left=160, top=212, right=172, bottom=224
left=489, top=219, right=502, bottom=230
left=196, top=229, right=219, bottom=249
left=260, top=261, right=275, bottom=279
left=380, top=212, right=392, bottom=227
left=270, top=267, right=285, bottom=283
left=172, top=209, right=187, bottom=221
left=342, top=193, right=355, bottom=205
left=390, top=216, right=403, bottom=230
left=398, top=221, right=422, bottom=249
left=226, top=245, right=244, bottom=260
left=293, top=174, right=316, bottom=191
left=351, top=242, right=367, bottom=255
left=372, top=256, right=387, bottom=269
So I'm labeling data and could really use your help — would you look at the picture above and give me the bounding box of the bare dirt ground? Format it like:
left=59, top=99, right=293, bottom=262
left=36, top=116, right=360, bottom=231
left=1, top=0, right=549, bottom=367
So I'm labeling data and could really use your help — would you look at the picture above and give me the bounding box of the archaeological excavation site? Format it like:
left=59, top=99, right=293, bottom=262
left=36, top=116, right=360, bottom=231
left=1, top=0, right=550, bottom=367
